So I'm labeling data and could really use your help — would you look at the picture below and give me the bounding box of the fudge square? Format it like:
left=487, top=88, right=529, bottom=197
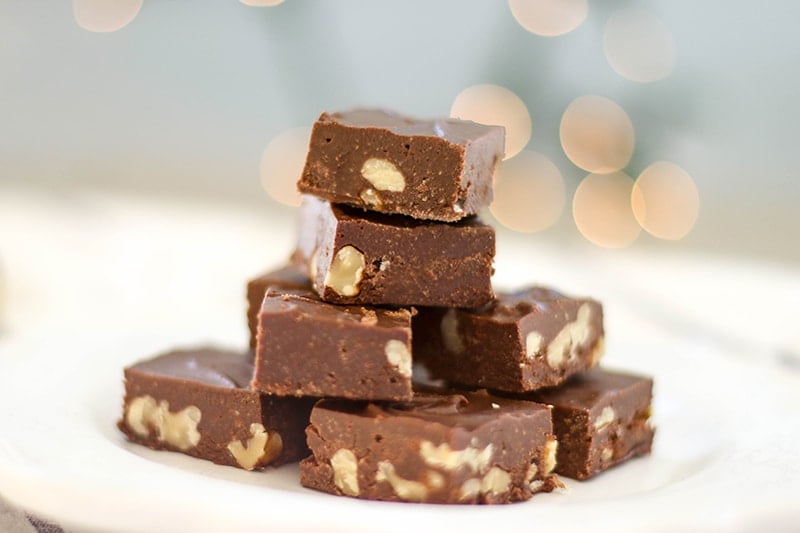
left=297, top=109, right=505, bottom=222
left=293, top=196, right=495, bottom=307
left=253, top=287, right=414, bottom=401
left=118, top=348, right=315, bottom=470
left=246, top=264, right=311, bottom=349
left=300, top=389, right=560, bottom=504
left=413, top=287, right=604, bottom=393
left=529, top=368, right=655, bottom=480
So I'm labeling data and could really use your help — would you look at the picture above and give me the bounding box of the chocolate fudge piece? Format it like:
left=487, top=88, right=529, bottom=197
left=118, top=348, right=315, bottom=470
left=294, top=196, right=495, bottom=307
left=298, top=109, right=505, bottom=222
left=246, top=264, right=311, bottom=349
left=254, top=288, right=414, bottom=401
left=300, top=390, right=560, bottom=504
left=529, top=368, right=655, bottom=480
left=413, top=287, right=604, bottom=392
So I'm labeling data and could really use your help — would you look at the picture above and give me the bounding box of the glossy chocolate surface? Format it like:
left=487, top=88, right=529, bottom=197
left=414, top=286, right=604, bottom=392
left=298, top=109, right=504, bottom=222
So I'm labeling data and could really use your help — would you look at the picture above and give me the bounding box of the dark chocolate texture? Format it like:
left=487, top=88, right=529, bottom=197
left=294, top=196, right=495, bottom=307
left=298, top=109, right=505, bottom=222
left=413, top=286, right=604, bottom=393
left=118, top=348, right=315, bottom=470
left=528, top=368, right=654, bottom=480
left=253, top=288, right=414, bottom=401
left=300, top=389, right=560, bottom=504
left=246, top=264, right=312, bottom=349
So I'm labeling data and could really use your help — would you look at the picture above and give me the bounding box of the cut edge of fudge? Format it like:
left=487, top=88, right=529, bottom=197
left=253, top=288, right=415, bottom=401
left=118, top=347, right=315, bottom=470
left=413, top=286, right=604, bottom=393
left=529, top=367, right=655, bottom=480
left=298, top=108, right=505, bottom=222
left=293, top=196, right=495, bottom=307
left=299, top=389, right=561, bottom=504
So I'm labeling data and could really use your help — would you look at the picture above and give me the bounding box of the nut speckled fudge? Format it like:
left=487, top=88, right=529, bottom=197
left=118, top=348, right=315, bottom=470
left=413, top=287, right=604, bottom=393
left=529, top=368, right=655, bottom=480
left=297, top=109, right=505, bottom=222
left=300, top=390, right=560, bottom=504
left=253, top=287, right=414, bottom=401
left=246, top=264, right=312, bottom=349
left=293, top=196, right=495, bottom=307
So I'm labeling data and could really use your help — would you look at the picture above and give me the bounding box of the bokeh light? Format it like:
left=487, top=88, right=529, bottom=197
left=259, top=127, right=310, bottom=207
left=508, top=0, right=588, bottom=37
left=560, top=95, right=635, bottom=174
left=490, top=151, right=565, bottom=233
left=73, top=0, right=142, bottom=33
left=631, top=161, right=699, bottom=240
left=573, top=172, right=640, bottom=248
left=604, top=9, right=676, bottom=83
left=451, top=84, right=532, bottom=160
left=240, top=0, right=285, bottom=6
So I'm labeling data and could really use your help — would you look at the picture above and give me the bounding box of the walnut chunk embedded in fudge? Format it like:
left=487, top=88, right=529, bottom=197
left=298, top=109, right=504, bottom=222
left=413, top=286, right=604, bottom=393
left=118, top=348, right=315, bottom=469
left=300, top=389, right=560, bottom=504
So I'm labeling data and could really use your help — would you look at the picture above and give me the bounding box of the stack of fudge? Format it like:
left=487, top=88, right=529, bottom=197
left=118, top=109, right=655, bottom=504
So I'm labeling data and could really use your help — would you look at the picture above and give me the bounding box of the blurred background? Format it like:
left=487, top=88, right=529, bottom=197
left=1, top=0, right=797, bottom=264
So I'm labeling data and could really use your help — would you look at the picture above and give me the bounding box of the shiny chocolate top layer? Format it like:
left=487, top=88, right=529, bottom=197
left=474, top=286, right=590, bottom=322
left=323, top=109, right=502, bottom=145
left=531, top=368, right=653, bottom=408
left=318, top=390, right=549, bottom=431
left=261, top=290, right=412, bottom=329
left=128, top=348, right=253, bottom=389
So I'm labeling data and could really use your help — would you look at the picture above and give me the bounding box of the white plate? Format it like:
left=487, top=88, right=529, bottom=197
left=1, top=191, right=799, bottom=532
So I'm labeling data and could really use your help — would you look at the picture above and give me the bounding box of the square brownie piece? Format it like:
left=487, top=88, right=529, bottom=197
left=298, top=109, right=504, bottom=222
left=118, top=348, right=314, bottom=470
left=293, top=196, right=495, bottom=307
left=413, top=287, right=604, bottom=392
left=253, top=288, right=414, bottom=401
left=300, top=390, right=560, bottom=504
left=529, top=368, right=655, bottom=479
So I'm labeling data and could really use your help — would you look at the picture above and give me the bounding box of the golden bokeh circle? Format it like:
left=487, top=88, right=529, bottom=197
left=451, top=84, right=532, bottom=160
left=508, top=0, right=588, bottom=37
left=560, top=95, right=635, bottom=174
left=260, top=127, right=311, bottom=207
left=490, top=151, right=565, bottom=233
left=573, top=171, right=640, bottom=248
left=632, top=161, right=699, bottom=240
left=73, top=0, right=143, bottom=33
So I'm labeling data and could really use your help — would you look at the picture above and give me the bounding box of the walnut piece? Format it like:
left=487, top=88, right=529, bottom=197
left=543, top=438, right=558, bottom=476
left=384, top=339, right=412, bottom=378
left=593, top=406, right=616, bottom=430
left=419, top=440, right=493, bottom=474
left=525, top=331, right=544, bottom=359
left=226, top=423, right=283, bottom=470
left=360, top=158, right=406, bottom=192
left=125, top=395, right=201, bottom=451
left=546, top=303, right=593, bottom=368
left=480, top=466, right=511, bottom=496
left=359, top=188, right=382, bottom=207
left=375, top=461, right=429, bottom=501
left=324, top=245, right=365, bottom=296
left=440, top=309, right=465, bottom=353
left=330, top=448, right=359, bottom=496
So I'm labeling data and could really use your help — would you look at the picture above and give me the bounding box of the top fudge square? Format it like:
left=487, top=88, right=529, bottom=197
left=298, top=109, right=505, bottom=222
